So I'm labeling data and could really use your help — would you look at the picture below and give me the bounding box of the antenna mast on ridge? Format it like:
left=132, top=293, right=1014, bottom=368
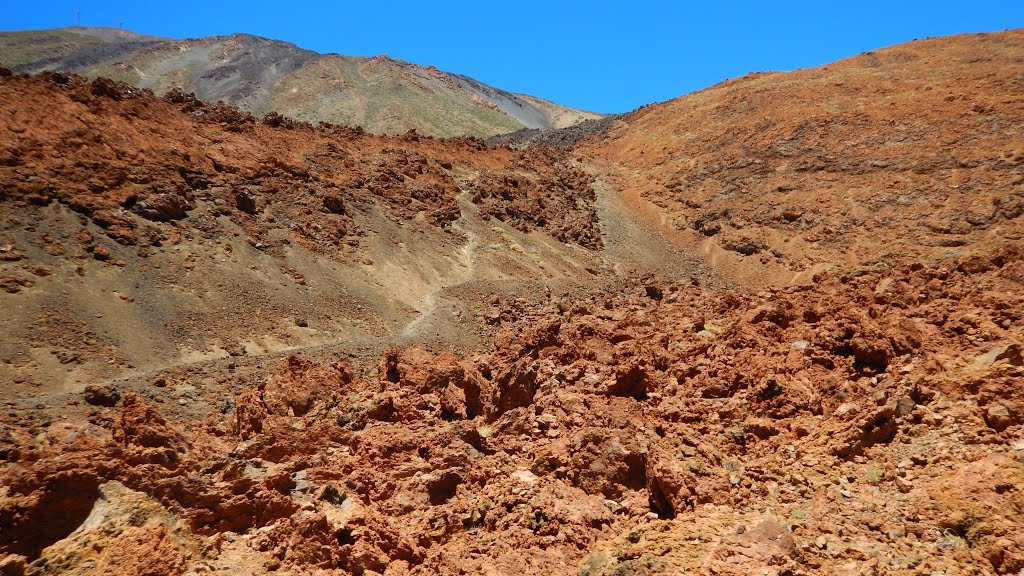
left=75, top=10, right=81, bottom=26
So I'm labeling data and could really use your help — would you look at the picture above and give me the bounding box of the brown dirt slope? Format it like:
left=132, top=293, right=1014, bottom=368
left=580, top=30, right=1024, bottom=287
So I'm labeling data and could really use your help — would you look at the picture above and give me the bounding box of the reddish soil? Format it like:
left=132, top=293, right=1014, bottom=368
left=2, top=30, right=1024, bottom=576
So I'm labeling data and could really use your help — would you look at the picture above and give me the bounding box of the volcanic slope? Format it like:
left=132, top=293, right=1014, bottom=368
left=0, top=27, right=602, bottom=138
left=1, top=30, right=1023, bottom=576
left=0, top=68, right=710, bottom=429
left=580, top=29, right=1024, bottom=288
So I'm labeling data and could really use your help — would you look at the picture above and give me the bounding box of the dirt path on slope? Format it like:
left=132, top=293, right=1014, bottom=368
left=399, top=190, right=480, bottom=340
left=587, top=165, right=714, bottom=284
left=585, top=162, right=839, bottom=290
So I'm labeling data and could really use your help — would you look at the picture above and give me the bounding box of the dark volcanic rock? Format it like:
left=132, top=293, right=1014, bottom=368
left=83, top=384, right=120, bottom=407
left=486, top=114, right=624, bottom=149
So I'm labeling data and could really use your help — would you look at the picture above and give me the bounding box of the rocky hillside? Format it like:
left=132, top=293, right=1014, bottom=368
left=0, top=27, right=602, bottom=138
left=0, top=67, right=640, bottom=404
left=1, top=30, right=1023, bottom=576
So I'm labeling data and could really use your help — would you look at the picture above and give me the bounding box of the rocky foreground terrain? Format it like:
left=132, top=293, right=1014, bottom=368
left=0, top=30, right=1023, bottom=576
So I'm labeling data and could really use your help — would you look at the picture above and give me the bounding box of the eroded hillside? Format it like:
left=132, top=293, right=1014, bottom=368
left=2, top=68, right=689, bottom=424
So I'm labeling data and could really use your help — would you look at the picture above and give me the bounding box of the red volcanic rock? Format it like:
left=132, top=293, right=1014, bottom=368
left=2, top=248, right=1024, bottom=574
left=0, top=71, right=600, bottom=253
left=133, top=190, right=194, bottom=221
left=380, top=347, right=489, bottom=421
left=263, top=355, right=353, bottom=417
left=83, top=384, right=120, bottom=407
left=113, top=394, right=187, bottom=453
left=232, top=388, right=268, bottom=440
left=95, top=522, right=187, bottom=576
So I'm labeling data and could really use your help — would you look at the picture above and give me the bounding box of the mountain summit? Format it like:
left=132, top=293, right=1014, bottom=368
left=0, top=26, right=602, bottom=138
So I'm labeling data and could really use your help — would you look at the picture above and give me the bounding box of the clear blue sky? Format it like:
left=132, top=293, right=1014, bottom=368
left=3, top=1, right=1023, bottom=113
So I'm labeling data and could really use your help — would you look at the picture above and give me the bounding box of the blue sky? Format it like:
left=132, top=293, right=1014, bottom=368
left=3, top=1, right=1023, bottom=113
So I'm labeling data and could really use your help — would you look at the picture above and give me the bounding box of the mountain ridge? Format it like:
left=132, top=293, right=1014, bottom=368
left=0, top=26, right=602, bottom=138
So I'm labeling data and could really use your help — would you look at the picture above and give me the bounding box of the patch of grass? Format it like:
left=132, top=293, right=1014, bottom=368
left=0, top=30, right=103, bottom=68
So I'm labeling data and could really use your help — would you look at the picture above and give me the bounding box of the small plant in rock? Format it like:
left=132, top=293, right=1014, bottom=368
left=865, top=466, right=884, bottom=485
left=934, top=529, right=966, bottom=549
left=703, top=321, right=723, bottom=334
